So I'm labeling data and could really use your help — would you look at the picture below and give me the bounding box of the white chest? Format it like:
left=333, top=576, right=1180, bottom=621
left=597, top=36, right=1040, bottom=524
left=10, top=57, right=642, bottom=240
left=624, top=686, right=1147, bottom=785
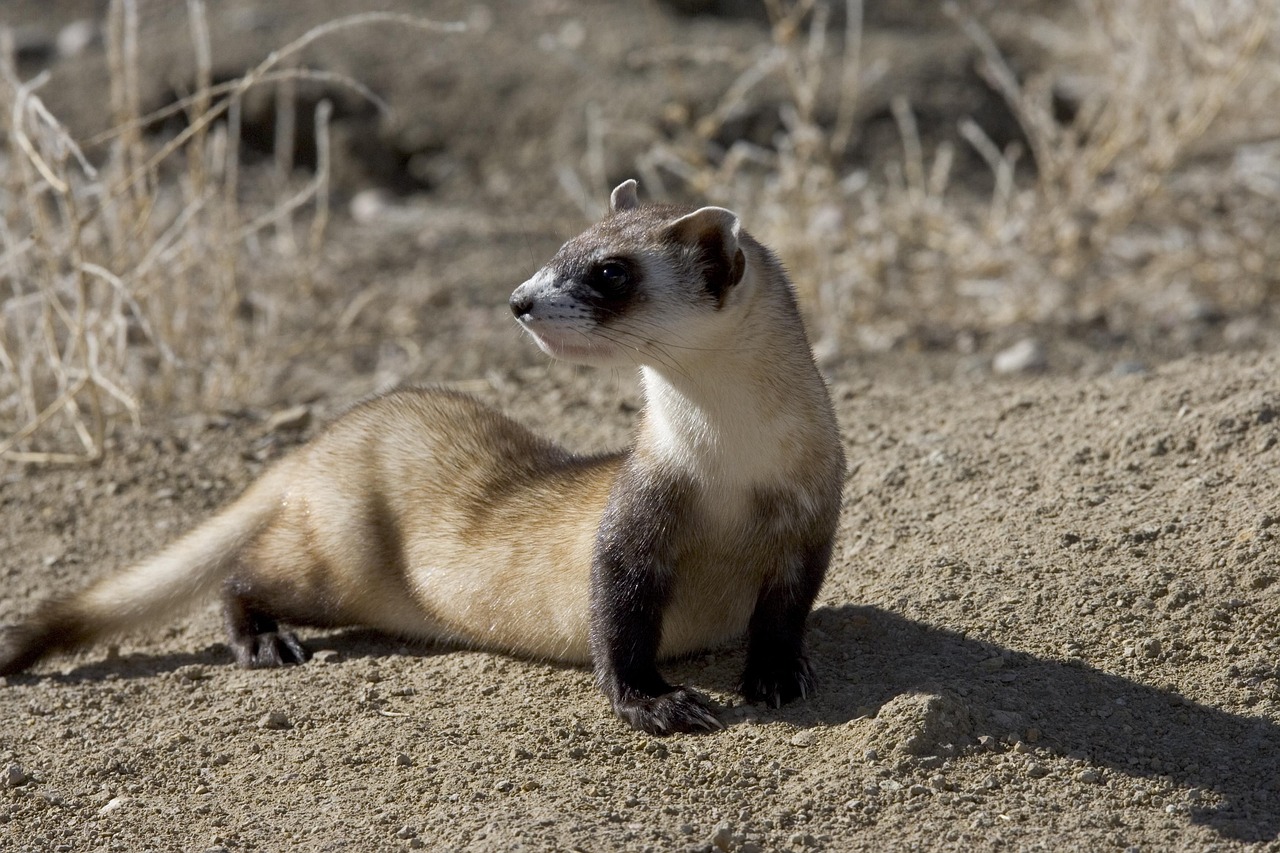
left=642, top=366, right=804, bottom=490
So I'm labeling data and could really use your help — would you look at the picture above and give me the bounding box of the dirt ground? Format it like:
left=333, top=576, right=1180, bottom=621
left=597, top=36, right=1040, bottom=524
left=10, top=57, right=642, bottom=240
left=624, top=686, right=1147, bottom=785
left=3, top=2, right=1280, bottom=851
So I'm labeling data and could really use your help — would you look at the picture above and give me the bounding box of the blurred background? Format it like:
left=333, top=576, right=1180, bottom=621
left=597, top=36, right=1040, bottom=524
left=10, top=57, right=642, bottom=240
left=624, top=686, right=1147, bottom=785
left=2, top=0, right=1278, bottom=460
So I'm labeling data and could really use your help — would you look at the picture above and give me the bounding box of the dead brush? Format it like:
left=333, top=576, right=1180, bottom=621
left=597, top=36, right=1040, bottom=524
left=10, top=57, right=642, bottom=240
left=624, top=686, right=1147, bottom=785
left=0, top=3, right=462, bottom=464
left=625, top=0, right=1277, bottom=356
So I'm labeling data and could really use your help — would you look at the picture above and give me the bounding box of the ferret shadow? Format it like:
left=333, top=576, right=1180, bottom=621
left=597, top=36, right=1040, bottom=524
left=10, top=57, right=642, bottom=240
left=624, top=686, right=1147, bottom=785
left=25, top=647, right=228, bottom=683
left=715, top=604, right=1278, bottom=844
left=19, top=629, right=456, bottom=684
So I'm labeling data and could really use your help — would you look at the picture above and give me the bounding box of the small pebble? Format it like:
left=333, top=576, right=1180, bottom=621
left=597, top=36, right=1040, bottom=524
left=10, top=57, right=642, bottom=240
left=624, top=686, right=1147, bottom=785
left=258, top=711, right=291, bottom=730
left=56, top=19, right=97, bottom=57
left=789, top=730, right=816, bottom=747
left=98, top=796, right=127, bottom=815
left=350, top=188, right=395, bottom=223
left=395, top=753, right=413, bottom=767
left=1075, top=768, right=1102, bottom=783
left=176, top=666, right=209, bottom=682
left=993, top=338, right=1047, bottom=374
left=1026, top=763, right=1049, bottom=779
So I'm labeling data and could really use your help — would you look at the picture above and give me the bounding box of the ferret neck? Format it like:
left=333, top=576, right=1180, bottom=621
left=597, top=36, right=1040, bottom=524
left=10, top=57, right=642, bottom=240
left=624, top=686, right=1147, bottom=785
left=636, top=332, right=815, bottom=485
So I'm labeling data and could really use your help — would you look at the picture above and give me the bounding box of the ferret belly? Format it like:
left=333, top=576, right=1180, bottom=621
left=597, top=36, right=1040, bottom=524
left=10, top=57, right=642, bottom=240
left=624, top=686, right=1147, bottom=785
left=657, top=521, right=775, bottom=659
left=260, top=498, right=600, bottom=662
left=401, top=529, right=597, bottom=663
left=254, top=389, right=614, bottom=663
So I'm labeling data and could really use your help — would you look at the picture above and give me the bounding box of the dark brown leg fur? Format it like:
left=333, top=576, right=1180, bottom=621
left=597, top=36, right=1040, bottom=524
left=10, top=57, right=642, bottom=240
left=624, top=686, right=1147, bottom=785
left=222, top=581, right=311, bottom=668
left=740, top=540, right=831, bottom=707
left=590, top=471, right=723, bottom=735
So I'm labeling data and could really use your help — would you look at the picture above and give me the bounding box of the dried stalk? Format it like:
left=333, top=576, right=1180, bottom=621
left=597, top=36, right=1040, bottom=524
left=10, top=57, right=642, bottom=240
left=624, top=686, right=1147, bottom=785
left=0, top=10, right=464, bottom=462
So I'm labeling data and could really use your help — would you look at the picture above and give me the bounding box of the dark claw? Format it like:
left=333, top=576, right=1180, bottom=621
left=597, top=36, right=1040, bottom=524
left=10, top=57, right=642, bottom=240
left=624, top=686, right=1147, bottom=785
left=741, top=654, right=816, bottom=708
left=278, top=631, right=311, bottom=665
left=234, top=630, right=311, bottom=669
left=612, top=686, right=724, bottom=735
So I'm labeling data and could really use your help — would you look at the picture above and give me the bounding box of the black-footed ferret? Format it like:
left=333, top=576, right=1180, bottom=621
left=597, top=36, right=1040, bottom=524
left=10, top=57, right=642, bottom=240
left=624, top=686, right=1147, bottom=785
left=1, top=180, right=845, bottom=734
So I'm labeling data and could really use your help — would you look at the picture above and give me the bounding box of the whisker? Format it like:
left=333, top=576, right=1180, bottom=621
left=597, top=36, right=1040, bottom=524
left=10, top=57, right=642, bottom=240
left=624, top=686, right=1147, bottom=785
left=610, top=325, right=756, bottom=370
left=586, top=325, right=695, bottom=384
left=589, top=327, right=691, bottom=382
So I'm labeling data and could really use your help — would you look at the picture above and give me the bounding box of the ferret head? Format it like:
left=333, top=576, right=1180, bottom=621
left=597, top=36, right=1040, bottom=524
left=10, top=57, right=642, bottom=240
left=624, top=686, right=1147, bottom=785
left=510, top=180, right=750, bottom=369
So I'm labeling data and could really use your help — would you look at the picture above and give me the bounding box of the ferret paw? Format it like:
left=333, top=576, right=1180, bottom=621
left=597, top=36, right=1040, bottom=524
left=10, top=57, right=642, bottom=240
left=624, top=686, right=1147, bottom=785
left=612, top=686, right=724, bottom=735
left=232, top=630, right=311, bottom=669
left=740, top=654, right=816, bottom=708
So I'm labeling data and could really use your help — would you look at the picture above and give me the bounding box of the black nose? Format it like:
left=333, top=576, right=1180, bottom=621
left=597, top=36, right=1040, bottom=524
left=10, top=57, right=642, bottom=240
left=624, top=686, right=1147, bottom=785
left=510, top=291, right=534, bottom=319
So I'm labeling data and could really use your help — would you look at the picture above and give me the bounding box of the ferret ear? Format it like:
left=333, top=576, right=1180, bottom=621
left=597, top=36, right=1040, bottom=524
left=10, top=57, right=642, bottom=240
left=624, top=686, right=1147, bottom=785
left=663, top=206, right=746, bottom=303
left=609, top=179, right=640, bottom=213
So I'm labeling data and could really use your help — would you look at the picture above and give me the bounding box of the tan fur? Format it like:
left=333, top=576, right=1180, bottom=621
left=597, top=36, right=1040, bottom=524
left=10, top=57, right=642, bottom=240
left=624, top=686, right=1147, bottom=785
left=59, top=464, right=281, bottom=640
left=236, top=391, right=614, bottom=662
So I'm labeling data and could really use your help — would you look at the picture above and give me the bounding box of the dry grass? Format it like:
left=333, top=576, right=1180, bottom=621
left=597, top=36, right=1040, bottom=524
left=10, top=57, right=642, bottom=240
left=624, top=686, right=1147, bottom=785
left=625, top=0, right=1279, bottom=356
left=5, top=1, right=1276, bottom=461
left=0, top=3, right=462, bottom=464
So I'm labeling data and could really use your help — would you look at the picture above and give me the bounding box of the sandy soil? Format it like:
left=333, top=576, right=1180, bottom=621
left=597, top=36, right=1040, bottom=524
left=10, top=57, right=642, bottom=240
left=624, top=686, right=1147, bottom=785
left=3, top=351, right=1278, bottom=851
left=3, top=2, right=1279, bottom=851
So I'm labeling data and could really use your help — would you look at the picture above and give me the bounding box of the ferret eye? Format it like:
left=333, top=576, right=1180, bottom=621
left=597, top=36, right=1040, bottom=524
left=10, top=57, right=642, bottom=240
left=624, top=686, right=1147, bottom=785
left=591, top=261, right=631, bottom=296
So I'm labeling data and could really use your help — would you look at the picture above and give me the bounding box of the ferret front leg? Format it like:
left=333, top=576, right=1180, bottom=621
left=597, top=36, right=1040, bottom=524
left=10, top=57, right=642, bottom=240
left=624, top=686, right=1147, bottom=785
left=740, top=540, right=831, bottom=708
left=588, top=566, right=722, bottom=734
left=590, top=475, right=722, bottom=735
left=222, top=580, right=311, bottom=668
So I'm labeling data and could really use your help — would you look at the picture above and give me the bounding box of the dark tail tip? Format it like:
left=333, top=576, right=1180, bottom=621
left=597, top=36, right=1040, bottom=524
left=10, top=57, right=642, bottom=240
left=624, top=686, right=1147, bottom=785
left=0, top=624, right=52, bottom=676
left=0, top=600, right=93, bottom=677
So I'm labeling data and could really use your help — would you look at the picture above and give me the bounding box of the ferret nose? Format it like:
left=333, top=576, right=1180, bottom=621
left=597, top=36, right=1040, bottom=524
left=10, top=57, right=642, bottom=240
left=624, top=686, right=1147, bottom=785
left=510, top=288, right=534, bottom=319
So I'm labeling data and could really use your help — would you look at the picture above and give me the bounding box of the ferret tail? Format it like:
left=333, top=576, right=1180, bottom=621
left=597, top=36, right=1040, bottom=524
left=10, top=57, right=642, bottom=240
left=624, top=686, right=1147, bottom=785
left=0, top=461, right=294, bottom=676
